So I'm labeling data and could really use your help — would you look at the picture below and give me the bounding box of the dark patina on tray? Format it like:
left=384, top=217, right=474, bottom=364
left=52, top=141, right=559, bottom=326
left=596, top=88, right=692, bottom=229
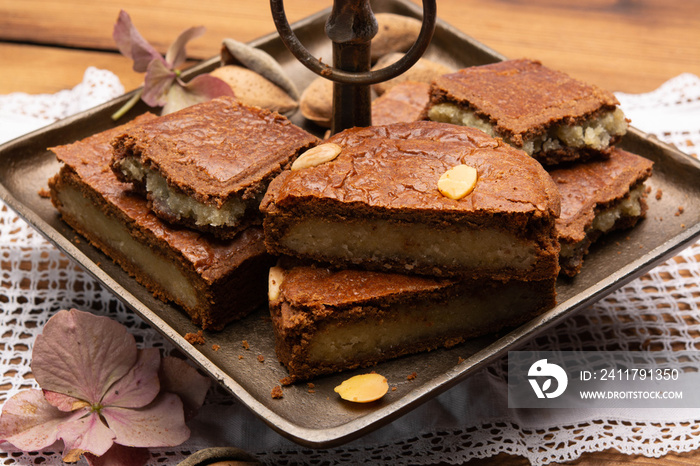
left=1, top=0, right=700, bottom=448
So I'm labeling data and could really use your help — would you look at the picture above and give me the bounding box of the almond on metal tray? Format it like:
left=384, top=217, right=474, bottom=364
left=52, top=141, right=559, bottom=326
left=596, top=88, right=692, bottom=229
left=334, top=373, right=389, bottom=403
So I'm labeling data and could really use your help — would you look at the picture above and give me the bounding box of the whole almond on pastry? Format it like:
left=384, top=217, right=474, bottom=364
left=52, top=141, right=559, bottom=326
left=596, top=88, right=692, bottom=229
left=291, top=143, right=342, bottom=171
left=438, top=164, right=478, bottom=200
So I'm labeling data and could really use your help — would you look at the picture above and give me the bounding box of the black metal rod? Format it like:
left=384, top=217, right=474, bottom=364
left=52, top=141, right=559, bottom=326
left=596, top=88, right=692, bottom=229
left=327, top=0, right=376, bottom=132
left=270, top=0, right=437, bottom=132
left=270, top=0, right=436, bottom=85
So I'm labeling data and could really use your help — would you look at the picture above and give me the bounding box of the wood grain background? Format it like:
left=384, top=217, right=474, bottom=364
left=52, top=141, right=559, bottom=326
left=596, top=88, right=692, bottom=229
left=1, top=0, right=699, bottom=95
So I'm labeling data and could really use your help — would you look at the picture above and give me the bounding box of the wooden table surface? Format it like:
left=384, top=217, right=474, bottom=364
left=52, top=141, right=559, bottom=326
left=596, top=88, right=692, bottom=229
left=1, top=1, right=699, bottom=464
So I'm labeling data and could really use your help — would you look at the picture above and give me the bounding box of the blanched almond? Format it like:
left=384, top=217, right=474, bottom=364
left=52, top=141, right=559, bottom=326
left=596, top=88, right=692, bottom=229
left=291, top=143, right=342, bottom=171
left=268, top=266, right=284, bottom=302
left=334, top=373, right=389, bottom=403
left=438, top=164, right=478, bottom=200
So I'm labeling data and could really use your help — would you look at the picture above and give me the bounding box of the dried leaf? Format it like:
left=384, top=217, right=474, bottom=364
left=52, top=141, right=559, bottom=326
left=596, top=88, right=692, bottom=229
left=85, top=444, right=150, bottom=466
left=221, top=38, right=299, bottom=100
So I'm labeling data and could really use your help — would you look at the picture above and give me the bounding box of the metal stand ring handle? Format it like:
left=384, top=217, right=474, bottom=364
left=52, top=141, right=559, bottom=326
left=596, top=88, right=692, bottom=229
left=270, top=0, right=437, bottom=85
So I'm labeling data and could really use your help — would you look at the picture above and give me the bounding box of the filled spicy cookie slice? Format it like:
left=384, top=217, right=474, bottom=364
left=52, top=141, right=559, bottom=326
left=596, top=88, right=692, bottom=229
left=261, top=121, right=562, bottom=282
left=111, top=96, right=318, bottom=239
left=428, top=59, right=628, bottom=166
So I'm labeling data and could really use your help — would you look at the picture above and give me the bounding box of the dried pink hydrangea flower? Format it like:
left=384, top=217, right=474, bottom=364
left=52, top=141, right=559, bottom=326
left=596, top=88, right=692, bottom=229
left=111, top=10, right=233, bottom=119
left=0, top=309, right=210, bottom=465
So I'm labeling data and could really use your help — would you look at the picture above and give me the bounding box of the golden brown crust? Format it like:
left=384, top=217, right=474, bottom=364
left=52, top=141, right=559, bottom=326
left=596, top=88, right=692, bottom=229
left=550, top=147, right=653, bottom=242
left=431, top=59, right=620, bottom=144
left=263, top=121, right=560, bottom=219
left=112, top=97, right=318, bottom=205
left=279, top=264, right=456, bottom=310
left=261, top=121, right=561, bottom=279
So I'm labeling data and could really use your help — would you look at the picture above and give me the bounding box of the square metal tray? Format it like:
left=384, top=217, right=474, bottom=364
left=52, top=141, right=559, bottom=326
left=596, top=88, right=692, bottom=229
left=2, top=0, right=700, bottom=448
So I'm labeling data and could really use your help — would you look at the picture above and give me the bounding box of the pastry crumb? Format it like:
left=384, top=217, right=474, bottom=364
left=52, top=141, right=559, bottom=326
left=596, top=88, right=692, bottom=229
left=212, top=344, right=220, bottom=351
left=280, top=376, right=294, bottom=386
left=242, top=340, right=250, bottom=350
left=38, top=188, right=51, bottom=198
left=238, top=355, right=244, bottom=360
left=271, top=385, right=284, bottom=399
left=675, top=206, right=685, bottom=216
left=407, top=372, right=417, bottom=381
left=185, top=330, right=205, bottom=345
left=458, top=357, right=465, bottom=364
left=257, top=354, right=265, bottom=363
left=655, top=188, right=663, bottom=200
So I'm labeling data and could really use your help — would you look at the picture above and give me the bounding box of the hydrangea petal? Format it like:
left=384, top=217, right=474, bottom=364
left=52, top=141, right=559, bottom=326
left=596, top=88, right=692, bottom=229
left=142, top=60, right=176, bottom=107
left=32, top=309, right=137, bottom=405
left=160, top=74, right=234, bottom=115
left=85, top=443, right=151, bottom=466
left=44, top=390, right=90, bottom=412
left=0, top=389, right=73, bottom=451
left=113, top=10, right=165, bottom=72
left=159, top=357, right=211, bottom=420
left=165, top=26, right=205, bottom=69
left=58, top=412, right=116, bottom=460
left=101, top=348, right=161, bottom=409
left=102, top=393, right=190, bottom=448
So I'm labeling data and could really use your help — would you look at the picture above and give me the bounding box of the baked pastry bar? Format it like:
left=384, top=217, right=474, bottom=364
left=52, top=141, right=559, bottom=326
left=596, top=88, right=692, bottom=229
left=49, top=114, right=273, bottom=330
left=111, top=96, right=318, bottom=239
left=428, top=59, right=628, bottom=166
left=549, top=147, right=653, bottom=277
left=371, top=81, right=431, bottom=126
left=269, top=263, right=557, bottom=381
left=260, top=121, right=561, bottom=281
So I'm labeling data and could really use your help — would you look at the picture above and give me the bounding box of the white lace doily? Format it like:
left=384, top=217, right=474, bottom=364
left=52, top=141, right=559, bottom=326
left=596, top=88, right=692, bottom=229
left=1, top=70, right=700, bottom=465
